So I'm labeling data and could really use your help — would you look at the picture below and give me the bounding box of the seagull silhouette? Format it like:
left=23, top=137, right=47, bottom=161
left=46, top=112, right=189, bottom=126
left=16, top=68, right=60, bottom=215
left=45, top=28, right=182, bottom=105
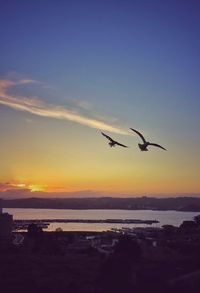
left=130, top=128, right=166, bottom=151
left=101, top=132, right=128, bottom=148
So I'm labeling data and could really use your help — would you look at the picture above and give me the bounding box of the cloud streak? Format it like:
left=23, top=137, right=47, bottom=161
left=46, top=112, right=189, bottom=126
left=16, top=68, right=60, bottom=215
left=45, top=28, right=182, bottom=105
left=0, top=78, right=129, bottom=135
left=0, top=182, right=28, bottom=192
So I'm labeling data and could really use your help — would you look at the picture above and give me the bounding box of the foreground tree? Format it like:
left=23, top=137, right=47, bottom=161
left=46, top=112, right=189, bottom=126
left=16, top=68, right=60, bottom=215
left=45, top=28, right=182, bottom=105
left=113, top=235, right=142, bottom=261
left=27, top=223, right=43, bottom=237
left=194, top=215, right=200, bottom=226
left=98, top=236, right=141, bottom=293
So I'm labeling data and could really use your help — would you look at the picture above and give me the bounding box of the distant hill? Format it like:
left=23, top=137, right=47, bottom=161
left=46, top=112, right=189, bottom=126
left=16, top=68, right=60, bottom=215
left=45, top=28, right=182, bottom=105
left=2, top=196, right=200, bottom=211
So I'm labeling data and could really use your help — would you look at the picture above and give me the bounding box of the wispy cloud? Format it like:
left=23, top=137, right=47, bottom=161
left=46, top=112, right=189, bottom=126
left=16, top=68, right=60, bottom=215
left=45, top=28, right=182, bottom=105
left=0, top=182, right=28, bottom=192
left=0, top=78, right=39, bottom=88
left=0, top=78, right=130, bottom=135
left=0, top=181, right=47, bottom=193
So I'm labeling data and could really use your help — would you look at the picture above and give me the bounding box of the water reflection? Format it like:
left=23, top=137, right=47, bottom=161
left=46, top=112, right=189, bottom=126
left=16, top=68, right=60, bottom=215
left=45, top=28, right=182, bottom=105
left=5, top=208, right=200, bottom=231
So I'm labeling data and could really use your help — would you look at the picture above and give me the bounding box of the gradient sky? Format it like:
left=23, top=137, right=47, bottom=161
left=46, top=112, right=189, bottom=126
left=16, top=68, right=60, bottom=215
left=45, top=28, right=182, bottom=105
left=0, top=0, right=200, bottom=197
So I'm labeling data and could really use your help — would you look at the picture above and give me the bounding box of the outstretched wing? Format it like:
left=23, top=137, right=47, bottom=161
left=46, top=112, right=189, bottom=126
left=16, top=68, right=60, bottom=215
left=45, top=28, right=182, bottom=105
left=148, top=143, right=166, bottom=150
left=101, top=132, right=114, bottom=142
left=116, top=142, right=128, bottom=148
left=130, top=128, right=146, bottom=143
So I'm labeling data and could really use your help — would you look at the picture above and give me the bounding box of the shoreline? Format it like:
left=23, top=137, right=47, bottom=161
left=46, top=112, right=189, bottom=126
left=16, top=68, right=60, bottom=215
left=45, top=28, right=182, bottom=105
left=14, top=218, right=159, bottom=230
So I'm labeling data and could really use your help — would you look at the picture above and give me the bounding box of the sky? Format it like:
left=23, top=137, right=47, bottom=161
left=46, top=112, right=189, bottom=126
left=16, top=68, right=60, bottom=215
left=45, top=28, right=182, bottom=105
left=0, top=0, right=200, bottom=197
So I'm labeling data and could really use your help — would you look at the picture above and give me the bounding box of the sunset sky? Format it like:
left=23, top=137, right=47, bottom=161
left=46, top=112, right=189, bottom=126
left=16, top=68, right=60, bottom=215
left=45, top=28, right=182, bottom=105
left=0, top=0, right=200, bottom=197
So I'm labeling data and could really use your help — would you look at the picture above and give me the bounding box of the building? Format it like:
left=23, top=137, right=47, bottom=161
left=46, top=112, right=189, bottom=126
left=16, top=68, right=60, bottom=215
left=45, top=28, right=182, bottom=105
left=0, top=198, right=13, bottom=246
left=0, top=198, right=2, bottom=214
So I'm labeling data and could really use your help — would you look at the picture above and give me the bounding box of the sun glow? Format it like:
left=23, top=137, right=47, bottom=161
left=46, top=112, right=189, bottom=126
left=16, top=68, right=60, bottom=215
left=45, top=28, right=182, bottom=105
left=28, top=184, right=46, bottom=192
left=14, top=183, right=46, bottom=192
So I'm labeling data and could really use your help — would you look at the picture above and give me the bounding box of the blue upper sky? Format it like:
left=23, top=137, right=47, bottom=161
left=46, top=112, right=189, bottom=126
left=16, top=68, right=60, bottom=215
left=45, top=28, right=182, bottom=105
left=1, top=1, right=199, bottom=114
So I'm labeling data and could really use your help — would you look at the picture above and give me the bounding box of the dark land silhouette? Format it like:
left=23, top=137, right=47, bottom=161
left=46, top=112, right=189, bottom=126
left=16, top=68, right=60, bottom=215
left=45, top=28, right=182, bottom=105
left=3, top=196, right=200, bottom=211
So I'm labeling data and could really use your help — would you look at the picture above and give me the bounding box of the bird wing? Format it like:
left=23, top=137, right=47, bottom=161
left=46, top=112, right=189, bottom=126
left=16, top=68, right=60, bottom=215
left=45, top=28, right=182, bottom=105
left=130, top=128, right=146, bottom=143
left=101, top=132, right=114, bottom=142
left=116, top=142, right=128, bottom=148
left=148, top=143, right=166, bottom=150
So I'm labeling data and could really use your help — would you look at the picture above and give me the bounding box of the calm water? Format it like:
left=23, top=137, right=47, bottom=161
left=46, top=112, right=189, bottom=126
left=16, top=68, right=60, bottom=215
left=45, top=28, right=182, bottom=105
left=4, top=208, right=200, bottom=232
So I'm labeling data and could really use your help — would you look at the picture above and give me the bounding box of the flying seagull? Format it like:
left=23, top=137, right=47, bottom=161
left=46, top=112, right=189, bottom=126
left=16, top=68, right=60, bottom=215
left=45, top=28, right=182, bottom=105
left=130, top=128, right=166, bottom=151
left=101, top=132, right=128, bottom=148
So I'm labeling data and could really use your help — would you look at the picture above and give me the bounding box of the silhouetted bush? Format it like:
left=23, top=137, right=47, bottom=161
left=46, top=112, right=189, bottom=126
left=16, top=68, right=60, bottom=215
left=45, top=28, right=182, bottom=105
left=194, top=215, right=200, bottom=226
left=98, top=255, right=135, bottom=293
left=113, top=235, right=141, bottom=261
left=27, top=223, right=43, bottom=238
left=162, top=225, right=177, bottom=236
left=179, top=221, right=197, bottom=232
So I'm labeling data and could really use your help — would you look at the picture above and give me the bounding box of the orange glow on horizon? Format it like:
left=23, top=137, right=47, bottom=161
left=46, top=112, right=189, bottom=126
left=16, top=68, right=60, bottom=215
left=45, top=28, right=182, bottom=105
left=0, top=178, right=199, bottom=196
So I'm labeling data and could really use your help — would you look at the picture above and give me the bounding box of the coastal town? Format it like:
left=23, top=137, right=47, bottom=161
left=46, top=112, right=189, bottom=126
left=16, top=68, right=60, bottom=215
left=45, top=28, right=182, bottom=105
left=1, top=199, right=200, bottom=293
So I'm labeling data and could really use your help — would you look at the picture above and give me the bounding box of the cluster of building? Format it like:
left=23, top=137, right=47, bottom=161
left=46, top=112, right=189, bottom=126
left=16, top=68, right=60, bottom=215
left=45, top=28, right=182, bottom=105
left=0, top=199, right=13, bottom=247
